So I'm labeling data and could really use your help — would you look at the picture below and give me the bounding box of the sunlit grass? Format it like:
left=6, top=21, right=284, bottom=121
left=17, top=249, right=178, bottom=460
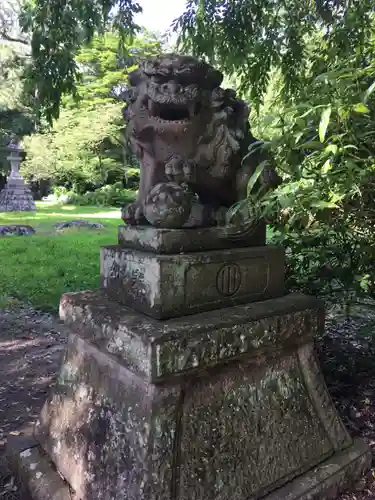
left=0, top=202, right=122, bottom=311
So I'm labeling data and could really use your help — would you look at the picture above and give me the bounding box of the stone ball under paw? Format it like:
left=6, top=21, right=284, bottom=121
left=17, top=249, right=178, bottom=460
left=144, top=182, right=193, bottom=228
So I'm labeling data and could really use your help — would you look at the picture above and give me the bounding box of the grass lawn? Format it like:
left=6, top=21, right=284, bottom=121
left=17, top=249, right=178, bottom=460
left=0, top=202, right=122, bottom=311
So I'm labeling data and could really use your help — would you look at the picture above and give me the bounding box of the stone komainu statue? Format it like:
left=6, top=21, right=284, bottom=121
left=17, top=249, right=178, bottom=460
left=120, top=54, right=280, bottom=230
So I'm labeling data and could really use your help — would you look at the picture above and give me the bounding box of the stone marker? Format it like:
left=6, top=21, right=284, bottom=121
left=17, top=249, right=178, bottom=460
left=55, top=220, right=105, bottom=231
left=7, top=54, right=371, bottom=500
left=0, top=225, right=35, bottom=236
left=0, top=138, right=36, bottom=212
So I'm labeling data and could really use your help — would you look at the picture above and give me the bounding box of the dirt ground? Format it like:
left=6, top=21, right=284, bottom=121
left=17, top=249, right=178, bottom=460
left=0, top=303, right=375, bottom=499
left=0, top=305, right=69, bottom=499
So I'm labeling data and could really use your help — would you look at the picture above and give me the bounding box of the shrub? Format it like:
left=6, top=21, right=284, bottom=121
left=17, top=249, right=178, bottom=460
left=247, top=62, right=375, bottom=304
left=124, top=168, right=140, bottom=189
left=64, top=183, right=136, bottom=207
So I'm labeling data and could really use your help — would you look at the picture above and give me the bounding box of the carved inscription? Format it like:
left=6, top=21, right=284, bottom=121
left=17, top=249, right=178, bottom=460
left=184, top=257, right=269, bottom=307
left=216, top=263, right=241, bottom=296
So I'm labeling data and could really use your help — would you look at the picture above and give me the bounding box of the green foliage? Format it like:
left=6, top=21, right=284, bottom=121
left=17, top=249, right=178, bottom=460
left=72, top=30, right=160, bottom=106
left=0, top=42, right=34, bottom=172
left=250, top=60, right=375, bottom=301
left=175, top=0, right=374, bottom=108
left=19, top=0, right=141, bottom=123
left=22, top=31, right=159, bottom=190
left=18, top=0, right=374, bottom=120
left=22, top=101, right=125, bottom=187
left=52, top=182, right=136, bottom=206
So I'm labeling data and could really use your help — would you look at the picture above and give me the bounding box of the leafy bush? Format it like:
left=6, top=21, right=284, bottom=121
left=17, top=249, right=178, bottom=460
left=124, top=168, right=140, bottom=189
left=58, top=183, right=136, bottom=207
left=251, top=61, right=375, bottom=303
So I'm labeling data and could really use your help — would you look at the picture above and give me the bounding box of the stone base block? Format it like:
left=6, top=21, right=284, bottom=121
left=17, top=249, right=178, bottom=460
left=7, top=431, right=71, bottom=500
left=100, top=244, right=285, bottom=319
left=266, top=439, right=370, bottom=499
left=117, top=223, right=266, bottom=253
left=5, top=291, right=370, bottom=500
left=7, top=434, right=370, bottom=500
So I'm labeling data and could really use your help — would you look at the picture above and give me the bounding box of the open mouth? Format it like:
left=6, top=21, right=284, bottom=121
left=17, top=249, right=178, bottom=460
left=148, top=100, right=201, bottom=123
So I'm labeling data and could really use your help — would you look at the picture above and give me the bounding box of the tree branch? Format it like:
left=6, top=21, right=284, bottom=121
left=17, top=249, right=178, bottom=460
left=0, top=30, right=28, bottom=45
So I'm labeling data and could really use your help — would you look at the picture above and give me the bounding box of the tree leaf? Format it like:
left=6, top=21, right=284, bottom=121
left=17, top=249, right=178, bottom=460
left=246, top=161, right=268, bottom=196
left=364, top=81, right=375, bottom=103
left=352, top=103, right=370, bottom=114
left=297, top=141, right=324, bottom=150
left=319, top=107, right=331, bottom=143
left=324, top=144, right=338, bottom=154
left=321, top=159, right=332, bottom=174
left=311, top=200, right=338, bottom=209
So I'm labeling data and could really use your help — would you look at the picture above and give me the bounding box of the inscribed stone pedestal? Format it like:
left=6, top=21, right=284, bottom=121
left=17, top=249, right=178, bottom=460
left=100, top=241, right=285, bottom=319
left=7, top=288, right=371, bottom=500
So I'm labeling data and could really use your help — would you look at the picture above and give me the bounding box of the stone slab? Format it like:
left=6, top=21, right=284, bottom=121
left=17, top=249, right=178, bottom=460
left=117, top=223, right=266, bottom=253
left=265, top=438, right=371, bottom=500
left=60, top=290, right=323, bottom=382
left=0, top=224, right=35, bottom=236
left=100, top=244, right=285, bottom=319
left=7, top=433, right=71, bottom=500
left=30, top=329, right=362, bottom=500
left=6, top=436, right=371, bottom=500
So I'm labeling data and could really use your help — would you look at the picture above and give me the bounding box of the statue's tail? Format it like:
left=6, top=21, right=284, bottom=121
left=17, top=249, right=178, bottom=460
left=220, top=220, right=260, bottom=241
left=218, top=201, right=261, bottom=241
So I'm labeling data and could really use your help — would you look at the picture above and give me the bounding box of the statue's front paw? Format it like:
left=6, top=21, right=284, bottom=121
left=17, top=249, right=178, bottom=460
left=121, top=201, right=147, bottom=225
left=165, top=156, right=196, bottom=184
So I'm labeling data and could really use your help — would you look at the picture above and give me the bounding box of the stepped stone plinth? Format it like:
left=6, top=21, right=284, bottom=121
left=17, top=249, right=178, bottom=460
left=0, top=139, right=36, bottom=212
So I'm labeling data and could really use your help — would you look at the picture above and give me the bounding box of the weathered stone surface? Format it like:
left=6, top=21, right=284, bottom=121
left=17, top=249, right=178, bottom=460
left=0, top=142, right=36, bottom=212
left=31, top=327, right=363, bottom=500
left=298, top=343, right=351, bottom=451
left=55, top=220, right=104, bottom=231
left=121, top=54, right=280, bottom=233
left=35, top=334, right=180, bottom=500
left=7, top=433, right=71, bottom=500
left=0, top=224, right=35, bottom=236
left=179, top=354, right=333, bottom=500
left=7, top=434, right=370, bottom=500
left=100, top=244, right=285, bottom=319
left=59, top=290, right=323, bottom=382
left=5, top=287, right=369, bottom=500
left=117, top=224, right=266, bottom=253
left=265, top=438, right=371, bottom=500
left=0, top=177, right=36, bottom=212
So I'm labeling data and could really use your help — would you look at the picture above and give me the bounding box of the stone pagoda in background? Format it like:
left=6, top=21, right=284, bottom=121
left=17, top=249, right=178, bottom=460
left=0, top=138, right=36, bottom=212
